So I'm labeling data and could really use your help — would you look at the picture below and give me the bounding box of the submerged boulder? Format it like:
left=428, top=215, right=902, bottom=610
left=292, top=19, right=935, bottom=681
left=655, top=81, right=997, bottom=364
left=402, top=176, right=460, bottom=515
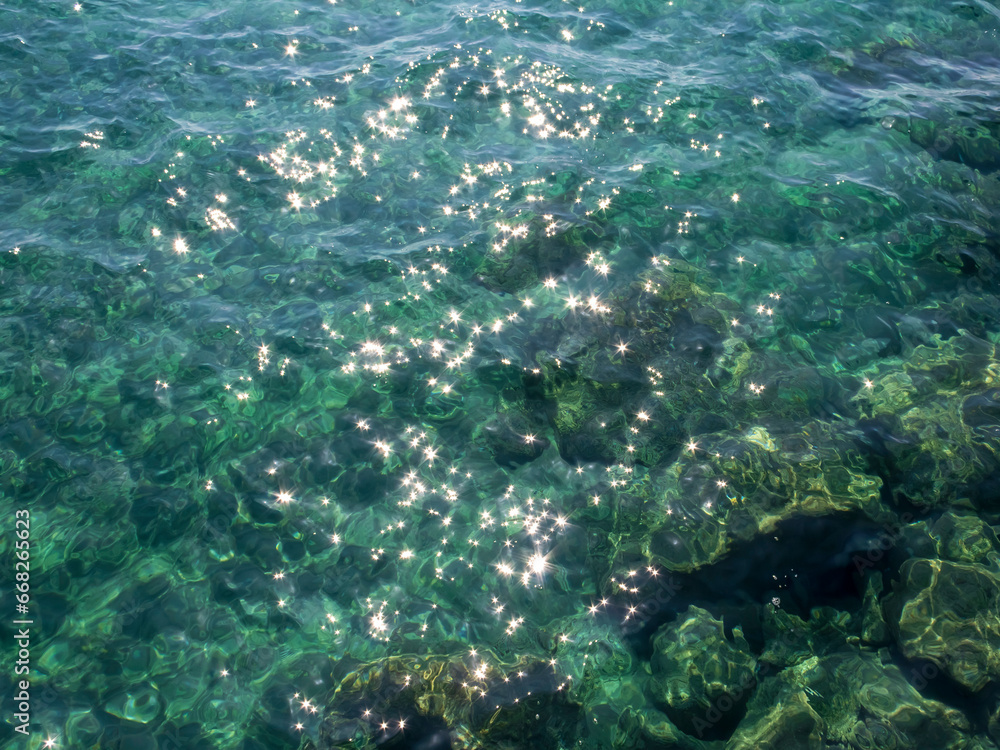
left=731, top=650, right=978, bottom=750
left=908, top=117, right=1000, bottom=172
left=474, top=407, right=550, bottom=468
left=887, top=558, right=1000, bottom=691
left=649, top=606, right=757, bottom=739
left=928, top=513, right=1000, bottom=567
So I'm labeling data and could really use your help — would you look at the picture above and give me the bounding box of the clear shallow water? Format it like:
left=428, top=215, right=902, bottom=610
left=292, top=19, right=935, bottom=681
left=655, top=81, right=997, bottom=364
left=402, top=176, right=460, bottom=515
left=2, top=0, right=1000, bottom=748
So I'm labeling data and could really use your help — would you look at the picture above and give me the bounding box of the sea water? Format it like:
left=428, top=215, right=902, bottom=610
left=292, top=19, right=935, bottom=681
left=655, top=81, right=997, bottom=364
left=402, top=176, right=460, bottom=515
left=2, top=0, right=1000, bottom=748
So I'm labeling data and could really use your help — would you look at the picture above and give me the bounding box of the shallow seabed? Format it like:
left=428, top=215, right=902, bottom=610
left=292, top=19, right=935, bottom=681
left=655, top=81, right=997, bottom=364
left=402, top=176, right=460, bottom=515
left=2, top=0, right=1000, bottom=747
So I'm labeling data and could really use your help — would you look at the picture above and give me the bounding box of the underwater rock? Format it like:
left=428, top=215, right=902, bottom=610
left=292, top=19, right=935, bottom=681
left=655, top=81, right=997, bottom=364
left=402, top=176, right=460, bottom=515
left=888, top=558, right=1000, bottom=691
left=928, top=512, right=1000, bottom=567
left=474, top=408, right=550, bottom=467
left=861, top=573, right=891, bottom=646
left=103, top=684, right=162, bottom=724
left=555, top=625, right=657, bottom=749
left=963, top=389, right=1000, bottom=434
left=851, top=334, right=1000, bottom=509
left=324, top=650, right=600, bottom=749
left=708, top=335, right=755, bottom=394
left=733, top=648, right=977, bottom=750
left=613, top=706, right=707, bottom=750
left=618, top=411, right=685, bottom=469
left=908, top=117, right=1000, bottom=172
left=546, top=373, right=636, bottom=467
left=475, top=223, right=604, bottom=295
left=634, top=421, right=888, bottom=576
left=727, top=695, right=823, bottom=750
left=643, top=505, right=731, bottom=573
left=530, top=263, right=744, bottom=471
left=612, top=263, right=734, bottom=351
left=758, top=606, right=854, bottom=669
left=316, top=714, right=366, bottom=746
left=717, top=423, right=885, bottom=530
left=475, top=686, right=581, bottom=749
left=649, top=606, right=756, bottom=739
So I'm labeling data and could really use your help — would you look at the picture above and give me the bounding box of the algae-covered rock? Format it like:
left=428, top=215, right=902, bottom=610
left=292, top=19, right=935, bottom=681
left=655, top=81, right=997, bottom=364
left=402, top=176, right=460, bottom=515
left=758, top=606, right=854, bottom=669
left=475, top=683, right=581, bottom=748
left=328, top=651, right=585, bottom=748
left=642, top=488, right=731, bottom=572
left=727, top=695, right=823, bottom=750
left=560, top=626, right=662, bottom=749
left=861, top=573, right=891, bottom=646
left=888, top=558, right=1000, bottom=691
left=614, top=706, right=708, bottom=750
left=476, top=223, right=605, bottom=295
left=542, top=346, right=685, bottom=468
left=548, top=378, right=621, bottom=466
left=713, top=422, right=885, bottom=532
left=475, top=407, right=550, bottom=468
left=731, top=650, right=976, bottom=750
left=636, top=421, right=886, bottom=574
left=908, top=117, right=1000, bottom=172
left=929, top=513, right=1000, bottom=567
left=649, top=606, right=757, bottom=738
left=851, top=334, right=1000, bottom=509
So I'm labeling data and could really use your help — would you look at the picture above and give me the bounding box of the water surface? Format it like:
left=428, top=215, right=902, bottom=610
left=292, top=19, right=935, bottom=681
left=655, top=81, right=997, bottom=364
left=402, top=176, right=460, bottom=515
left=3, top=0, right=1000, bottom=748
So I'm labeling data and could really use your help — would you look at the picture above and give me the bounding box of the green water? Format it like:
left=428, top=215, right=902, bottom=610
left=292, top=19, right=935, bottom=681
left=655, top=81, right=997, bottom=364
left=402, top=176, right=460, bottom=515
left=2, top=0, right=1000, bottom=748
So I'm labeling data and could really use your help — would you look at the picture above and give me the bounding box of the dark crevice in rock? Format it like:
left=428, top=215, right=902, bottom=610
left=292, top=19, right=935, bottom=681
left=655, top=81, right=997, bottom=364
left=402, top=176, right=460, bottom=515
left=623, top=511, right=937, bottom=660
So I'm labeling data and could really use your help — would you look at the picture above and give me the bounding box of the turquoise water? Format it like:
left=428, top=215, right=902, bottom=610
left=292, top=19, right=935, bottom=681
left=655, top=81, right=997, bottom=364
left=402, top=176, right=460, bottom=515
left=2, top=0, right=1000, bottom=747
